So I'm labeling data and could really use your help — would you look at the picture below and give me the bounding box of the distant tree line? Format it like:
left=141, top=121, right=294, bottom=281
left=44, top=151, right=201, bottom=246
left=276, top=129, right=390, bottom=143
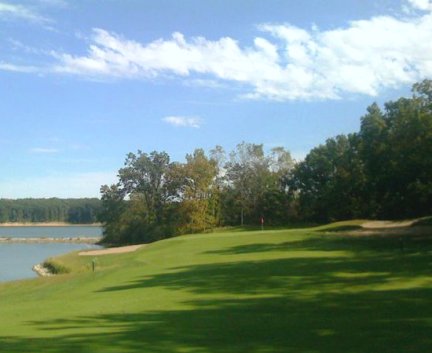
left=0, top=198, right=101, bottom=224
left=100, top=79, right=432, bottom=245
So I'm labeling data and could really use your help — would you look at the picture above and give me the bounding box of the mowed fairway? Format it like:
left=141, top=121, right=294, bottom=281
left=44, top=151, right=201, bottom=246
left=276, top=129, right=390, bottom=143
left=1, top=224, right=432, bottom=352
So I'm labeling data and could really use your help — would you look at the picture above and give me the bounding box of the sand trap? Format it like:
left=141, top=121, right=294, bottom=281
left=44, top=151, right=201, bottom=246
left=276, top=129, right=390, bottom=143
left=79, top=245, right=143, bottom=256
left=361, top=220, right=415, bottom=229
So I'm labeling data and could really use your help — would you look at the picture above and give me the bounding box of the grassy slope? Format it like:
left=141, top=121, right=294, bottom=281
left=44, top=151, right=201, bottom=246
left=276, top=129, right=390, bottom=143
left=0, top=224, right=432, bottom=352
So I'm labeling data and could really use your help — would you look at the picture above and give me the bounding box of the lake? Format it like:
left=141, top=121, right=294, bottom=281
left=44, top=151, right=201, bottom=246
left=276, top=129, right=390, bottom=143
left=0, top=225, right=102, bottom=238
left=0, top=226, right=102, bottom=283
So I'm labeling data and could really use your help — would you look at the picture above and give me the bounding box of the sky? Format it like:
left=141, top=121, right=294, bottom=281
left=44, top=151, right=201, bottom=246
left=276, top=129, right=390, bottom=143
left=1, top=0, right=432, bottom=198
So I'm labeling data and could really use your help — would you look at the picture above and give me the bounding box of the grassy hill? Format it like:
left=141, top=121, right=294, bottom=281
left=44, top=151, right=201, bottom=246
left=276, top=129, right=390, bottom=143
left=1, top=222, right=432, bottom=352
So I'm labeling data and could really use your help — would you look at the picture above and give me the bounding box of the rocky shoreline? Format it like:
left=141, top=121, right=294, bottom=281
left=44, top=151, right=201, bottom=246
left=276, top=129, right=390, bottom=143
left=32, top=263, right=53, bottom=277
left=0, top=237, right=101, bottom=244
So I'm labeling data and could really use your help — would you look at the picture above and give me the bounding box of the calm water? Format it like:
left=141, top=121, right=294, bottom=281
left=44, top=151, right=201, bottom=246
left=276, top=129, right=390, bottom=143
left=0, top=226, right=102, bottom=283
left=0, top=226, right=102, bottom=238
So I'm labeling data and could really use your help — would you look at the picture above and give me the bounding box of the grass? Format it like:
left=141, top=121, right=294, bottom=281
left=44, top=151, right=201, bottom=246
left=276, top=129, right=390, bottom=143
left=42, top=259, right=71, bottom=274
left=0, top=223, right=432, bottom=352
left=412, top=216, right=432, bottom=227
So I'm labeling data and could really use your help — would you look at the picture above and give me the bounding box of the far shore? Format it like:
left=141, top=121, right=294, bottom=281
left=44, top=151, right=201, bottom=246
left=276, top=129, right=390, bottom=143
left=0, top=222, right=102, bottom=227
left=0, top=236, right=101, bottom=244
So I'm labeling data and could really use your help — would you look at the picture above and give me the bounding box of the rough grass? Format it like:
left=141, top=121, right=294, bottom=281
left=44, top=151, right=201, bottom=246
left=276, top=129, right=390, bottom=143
left=412, top=216, right=432, bottom=227
left=42, top=260, right=71, bottom=274
left=0, top=223, right=432, bottom=352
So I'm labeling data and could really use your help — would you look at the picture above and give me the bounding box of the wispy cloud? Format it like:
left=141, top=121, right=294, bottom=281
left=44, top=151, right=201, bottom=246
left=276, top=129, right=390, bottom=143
left=29, top=147, right=59, bottom=154
left=185, top=78, right=229, bottom=89
left=162, top=116, right=202, bottom=128
left=0, top=2, right=49, bottom=24
left=7, top=38, right=46, bottom=55
left=0, top=61, right=41, bottom=73
left=407, top=0, right=432, bottom=11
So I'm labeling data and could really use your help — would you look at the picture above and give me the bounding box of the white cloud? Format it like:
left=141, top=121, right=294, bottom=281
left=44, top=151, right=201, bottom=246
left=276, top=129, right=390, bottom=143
left=407, top=0, right=432, bottom=11
left=162, top=116, right=202, bottom=128
left=0, top=2, right=49, bottom=23
left=29, top=147, right=59, bottom=154
left=185, top=78, right=227, bottom=89
left=0, top=61, right=40, bottom=73
left=0, top=1, right=428, bottom=101
left=52, top=7, right=432, bottom=101
left=0, top=172, right=117, bottom=199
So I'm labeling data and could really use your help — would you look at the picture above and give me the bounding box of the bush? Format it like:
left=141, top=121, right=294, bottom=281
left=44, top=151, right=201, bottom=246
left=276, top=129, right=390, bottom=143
left=42, top=260, right=70, bottom=274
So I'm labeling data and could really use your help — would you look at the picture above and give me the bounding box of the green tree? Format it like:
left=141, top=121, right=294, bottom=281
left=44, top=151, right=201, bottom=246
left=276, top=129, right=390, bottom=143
left=289, top=135, right=366, bottom=221
left=172, top=149, right=218, bottom=233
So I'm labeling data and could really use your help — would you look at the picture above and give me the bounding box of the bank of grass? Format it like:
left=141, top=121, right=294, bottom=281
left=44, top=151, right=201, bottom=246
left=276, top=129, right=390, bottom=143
left=1, top=223, right=432, bottom=352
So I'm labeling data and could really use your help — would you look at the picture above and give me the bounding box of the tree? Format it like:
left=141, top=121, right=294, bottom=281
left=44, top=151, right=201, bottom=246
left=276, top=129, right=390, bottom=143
left=287, top=79, right=432, bottom=222
left=173, top=149, right=218, bottom=233
left=99, top=150, right=175, bottom=244
left=289, top=135, right=366, bottom=222
left=223, top=143, right=294, bottom=226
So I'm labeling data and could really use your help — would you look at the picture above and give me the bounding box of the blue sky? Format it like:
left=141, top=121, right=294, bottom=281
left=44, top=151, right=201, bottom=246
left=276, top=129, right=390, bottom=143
left=1, top=0, right=432, bottom=198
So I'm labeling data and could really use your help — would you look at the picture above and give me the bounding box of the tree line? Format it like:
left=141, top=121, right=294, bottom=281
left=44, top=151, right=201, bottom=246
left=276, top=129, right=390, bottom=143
left=100, top=80, right=432, bottom=245
left=0, top=198, right=101, bottom=224
left=289, top=80, right=432, bottom=221
left=99, top=143, right=294, bottom=244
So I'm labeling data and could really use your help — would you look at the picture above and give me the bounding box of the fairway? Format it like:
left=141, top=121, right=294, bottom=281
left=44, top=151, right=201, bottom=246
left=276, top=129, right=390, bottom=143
left=1, top=224, right=432, bottom=352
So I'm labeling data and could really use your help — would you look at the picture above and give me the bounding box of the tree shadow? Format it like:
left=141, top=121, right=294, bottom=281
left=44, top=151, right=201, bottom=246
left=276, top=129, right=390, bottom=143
left=2, top=232, right=432, bottom=352
left=205, top=231, right=432, bottom=256
left=2, top=289, right=432, bottom=353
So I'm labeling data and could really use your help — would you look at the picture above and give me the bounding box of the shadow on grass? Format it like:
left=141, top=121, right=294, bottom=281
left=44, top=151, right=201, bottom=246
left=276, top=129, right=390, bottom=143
left=2, top=234, right=432, bottom=352
left=212, top=223, right=319, bottom=233
left=204, top=231, right=432, bottom=256
left=95, top=251, right=432, bottom=296
left=2, top=289, right=432, bottom=353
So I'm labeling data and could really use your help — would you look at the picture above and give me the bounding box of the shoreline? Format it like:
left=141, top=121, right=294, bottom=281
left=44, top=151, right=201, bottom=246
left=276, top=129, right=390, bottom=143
left=0, top=222, right=101, bottom=227
left=0, top=237, right=101, bottom=244
left=32, top=263, right=53, bottom=277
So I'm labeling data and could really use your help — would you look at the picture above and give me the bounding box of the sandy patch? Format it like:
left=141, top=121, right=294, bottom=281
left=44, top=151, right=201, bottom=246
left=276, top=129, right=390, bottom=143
left=79, top=245, right=144, bottom=256
left=361, top=220, right=415, bottom=229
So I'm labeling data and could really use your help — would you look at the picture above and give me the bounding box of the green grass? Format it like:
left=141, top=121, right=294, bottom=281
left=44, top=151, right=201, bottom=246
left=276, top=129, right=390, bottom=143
left=412, top=216, right=432, bottom=227
left=1, top=224, right=432, bottom=352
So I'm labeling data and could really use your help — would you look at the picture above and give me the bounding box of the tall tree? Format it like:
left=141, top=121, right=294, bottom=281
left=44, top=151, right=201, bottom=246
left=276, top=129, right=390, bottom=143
left=173, top=149, right=218, bottom=233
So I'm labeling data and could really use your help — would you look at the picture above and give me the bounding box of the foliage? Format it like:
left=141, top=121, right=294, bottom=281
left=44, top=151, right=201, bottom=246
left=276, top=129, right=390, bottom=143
left=0, top=198, right=101, bottom=224
left=100, top=151, right=174, bottom=244
left=289, top=79, right=432, bottom=222
left=99, top=144, right=294, bottom=244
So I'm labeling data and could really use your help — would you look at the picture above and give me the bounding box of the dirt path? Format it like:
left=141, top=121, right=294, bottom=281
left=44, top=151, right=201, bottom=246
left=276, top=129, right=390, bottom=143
left=78, top=244, right=144, bottom=256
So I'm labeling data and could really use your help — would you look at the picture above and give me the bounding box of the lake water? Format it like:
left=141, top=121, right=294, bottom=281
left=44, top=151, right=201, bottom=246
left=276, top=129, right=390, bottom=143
left=0, top=226, right=102, bottom=283
left=0, top=226, right=102, bottom=238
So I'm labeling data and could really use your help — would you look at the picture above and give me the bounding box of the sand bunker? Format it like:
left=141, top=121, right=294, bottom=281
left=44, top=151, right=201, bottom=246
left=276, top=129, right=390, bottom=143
left=361, top=220, right=415, bottom=229
left=79, top=244, right=143, bottom=256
